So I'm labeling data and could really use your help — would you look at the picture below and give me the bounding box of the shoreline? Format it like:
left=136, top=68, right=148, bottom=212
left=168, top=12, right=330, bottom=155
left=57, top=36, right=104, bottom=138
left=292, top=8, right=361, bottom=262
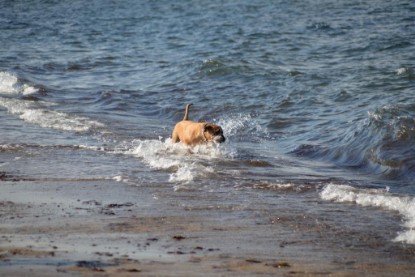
left=1, top=178, right=415, bottom=276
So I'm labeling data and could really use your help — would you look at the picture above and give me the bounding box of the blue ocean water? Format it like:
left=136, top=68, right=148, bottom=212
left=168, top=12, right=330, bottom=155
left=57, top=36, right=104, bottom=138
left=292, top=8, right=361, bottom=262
left=1, top=0, right=415, bottom=245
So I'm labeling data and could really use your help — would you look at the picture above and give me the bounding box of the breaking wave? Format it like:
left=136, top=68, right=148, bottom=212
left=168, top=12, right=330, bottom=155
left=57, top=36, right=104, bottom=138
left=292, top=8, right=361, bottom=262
left=0, top=97, right=105, bottom=132
left=0, top=71, right=38, bottom=95
left=292, top=103, right=415, bottom=181
left=0, top=71, right=105, bottom=133
left=115, top=138, right=228, bottom=184
left=112, top=113, right=267, bottom=184
left=321, top=184, right=415, bottom=244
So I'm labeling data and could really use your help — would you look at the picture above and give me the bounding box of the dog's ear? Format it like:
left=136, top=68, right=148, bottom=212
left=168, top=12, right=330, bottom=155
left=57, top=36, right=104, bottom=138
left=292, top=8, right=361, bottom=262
left=203, top=123, right=215, bottom=132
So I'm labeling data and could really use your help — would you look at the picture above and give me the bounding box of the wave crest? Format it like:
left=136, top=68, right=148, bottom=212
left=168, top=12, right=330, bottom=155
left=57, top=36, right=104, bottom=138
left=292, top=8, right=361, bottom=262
left=0, top=97, right=105, bottom=132
left=0, top=71, right=105, bottom=133
left=0, top=71, right=38, bottom=95
left=294, top=104, right=415, bottom=180
left=321, top=184, right=415, bottom=244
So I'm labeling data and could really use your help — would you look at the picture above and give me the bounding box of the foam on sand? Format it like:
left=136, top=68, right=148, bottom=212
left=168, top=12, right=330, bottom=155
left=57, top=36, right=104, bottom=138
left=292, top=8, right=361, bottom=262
left=321, top=184, right=415, bottom=244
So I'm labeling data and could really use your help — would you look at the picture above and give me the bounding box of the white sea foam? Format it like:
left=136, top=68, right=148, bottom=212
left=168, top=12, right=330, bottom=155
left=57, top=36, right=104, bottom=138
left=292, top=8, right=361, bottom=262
left=0, top=97, right=105, bottom=132
left=118, top=138, right=228, bottom=184
left=169, top=164, right=198, bottom=183
left=169, top=163, right=214, bottom=183
left=321, top=184, right=415, bottom=244
left=396, top=67, right=411, bottom=75
left=0, top=71, right=104, bottom=132
left=0, top=72, right=19, bottom=94
left=253, top=182, right=297, bottom=191
left=116, top=114, right=264, bottom=184
left=216, top=113, right=268, bottom=139
left=0, top=71, right=38, bottom=95
left=113, top=175, right=129, bottom=183
left=218, top=114, right=252, bottom=137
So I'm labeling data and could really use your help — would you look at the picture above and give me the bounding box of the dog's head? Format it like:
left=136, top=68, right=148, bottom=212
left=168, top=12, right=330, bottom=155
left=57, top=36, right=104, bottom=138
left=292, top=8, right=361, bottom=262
left=203, top=123, right=226, bottom=143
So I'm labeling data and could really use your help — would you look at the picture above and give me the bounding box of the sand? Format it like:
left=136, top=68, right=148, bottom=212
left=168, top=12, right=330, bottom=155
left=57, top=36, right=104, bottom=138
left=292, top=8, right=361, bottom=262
left=1, top=176, right=415, bottom=276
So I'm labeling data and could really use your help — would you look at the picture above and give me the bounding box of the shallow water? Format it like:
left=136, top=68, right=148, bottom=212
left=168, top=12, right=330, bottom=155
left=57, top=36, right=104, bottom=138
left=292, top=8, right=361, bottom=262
left=1, top=0, right=415, bottom=248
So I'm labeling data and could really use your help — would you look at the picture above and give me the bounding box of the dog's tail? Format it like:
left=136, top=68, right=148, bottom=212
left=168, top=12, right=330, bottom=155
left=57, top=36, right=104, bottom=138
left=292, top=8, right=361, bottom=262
left=183, top=103, right=192, bottom=121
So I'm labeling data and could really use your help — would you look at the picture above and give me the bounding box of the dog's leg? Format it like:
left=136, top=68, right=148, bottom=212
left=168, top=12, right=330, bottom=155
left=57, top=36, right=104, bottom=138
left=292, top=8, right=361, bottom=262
left=172, top=130, right=180, bottom=143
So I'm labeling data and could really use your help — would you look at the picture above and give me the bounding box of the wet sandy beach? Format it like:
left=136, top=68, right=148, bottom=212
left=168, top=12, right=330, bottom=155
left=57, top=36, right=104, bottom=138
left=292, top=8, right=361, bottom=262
left=1, top=175, right=415, bottom=277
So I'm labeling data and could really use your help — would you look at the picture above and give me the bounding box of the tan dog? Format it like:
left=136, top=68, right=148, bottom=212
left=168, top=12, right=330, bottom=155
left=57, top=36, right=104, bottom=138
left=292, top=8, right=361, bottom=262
left=172, top=104, right=226, bottom=145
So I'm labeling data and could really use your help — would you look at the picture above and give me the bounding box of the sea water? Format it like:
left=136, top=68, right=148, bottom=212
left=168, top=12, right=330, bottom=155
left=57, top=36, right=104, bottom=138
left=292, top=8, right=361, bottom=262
left=1, top=0, right=414, bottom=246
